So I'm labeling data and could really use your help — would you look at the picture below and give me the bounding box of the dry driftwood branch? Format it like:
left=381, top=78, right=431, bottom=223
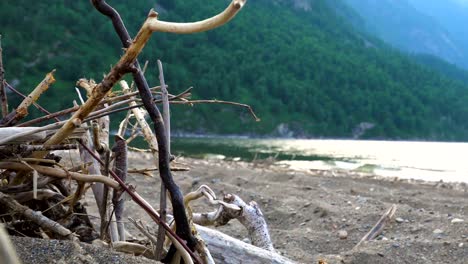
left=0, top=192, right=77, bottom=241
left=0, top=161, right=120, bottom=189
left=225, top=193, right=274, bottom=251
left=0, top=70, right=56, bottom=126
left=120, top=81, right=158, bottom=152
left=77, top=141, right=201, bottom=263
left=147, top=0, right=247, bottom=34
left=91, top=2, right=247, bottom=258
left=78, top=132, right=115, bottom=240
left=4, top=82, right=60, bottom=123
left=112, top=135, right=128, bottom=241
left=0, top=176, right=54, bottom=194
left=0, top=35, right=7, bottom=118
left=157, top=60, right=170, bottom=260
left=354, top=204, right=397, bottom=249
left=0, top=122, right=86, bottom=145
left=11, top=189, right=65, bottom=204
left=16, top=105, right=79, bottom=127
left=128, top=217, right=194, bottom=264
left=83, top=88, right=192, bottom=122
left=112, top=241, right=155, bottom=259
left=196, top=225, right=295, bottom=264
left=0, top=144, right=76, bottom=158
left=158, top=60, right=170, bottom=154
left=0, top=127, right=48, bottom=144
left=185, top=187, right=274, bottom=251
left=128, top=217, right=159, bottom=252
left=0, top=224, right=21, bottom=264
left=120, top=80, right=169, bottom=258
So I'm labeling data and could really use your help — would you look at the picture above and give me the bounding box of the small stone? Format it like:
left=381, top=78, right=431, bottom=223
left=377, top=252, right=385, bottom=257
left=381, top=236, right=389, bottom=241
left=433, top=229, right=444, bottom=235
left=443, top=241, right=451, bottom=246
left=338, top=230, right=348, bottom=240
left=451, top=218, right=465, bottom=224
left=210, top=178, right=220, bottom=184
left=395, top=217, right=405, bottom=223
left=300, top=222, right=306, bottom=226
left=392, top=243, right=400, bottom=248
left=459, top=243, right=464, bottom=248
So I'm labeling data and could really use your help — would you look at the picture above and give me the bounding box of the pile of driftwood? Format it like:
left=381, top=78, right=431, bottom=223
left=0, top=0, right=296, bottom=263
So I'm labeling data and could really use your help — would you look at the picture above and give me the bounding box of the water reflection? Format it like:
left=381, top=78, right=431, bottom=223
left=171, top=138, right=468, bottom=183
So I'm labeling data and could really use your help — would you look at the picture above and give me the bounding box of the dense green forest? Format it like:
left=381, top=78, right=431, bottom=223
left=2, top=0, right=468, bottom=140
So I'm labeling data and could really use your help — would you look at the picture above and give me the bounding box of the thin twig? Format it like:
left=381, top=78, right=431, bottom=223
left=173, top=99, right=260, bottom=121
left=15, top=105, right=79, bottom=127
left=354, top=204, right=397, bottom=249
left=0, top=161, right=120, bottom=189
left=0, top=35, right=8, bottom=117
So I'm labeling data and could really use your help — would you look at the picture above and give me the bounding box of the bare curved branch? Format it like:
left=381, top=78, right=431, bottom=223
left=147, top=0, right=247, bottom=34
left=0, top=162, right=120, bottom=189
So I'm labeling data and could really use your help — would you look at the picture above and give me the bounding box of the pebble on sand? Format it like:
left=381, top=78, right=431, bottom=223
left=338, top=230, right=348, bottom=240
left=451, top=218, right=464, bottom=224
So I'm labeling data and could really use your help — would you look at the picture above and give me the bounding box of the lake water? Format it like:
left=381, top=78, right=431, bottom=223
left=171, top=137, right=468, bottom=183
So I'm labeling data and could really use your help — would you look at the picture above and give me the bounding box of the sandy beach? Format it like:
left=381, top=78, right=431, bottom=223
left=11, top=153, right=468, bottom=263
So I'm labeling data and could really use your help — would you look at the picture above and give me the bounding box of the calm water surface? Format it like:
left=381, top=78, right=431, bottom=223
left=172, top=138, right=468, bottom=183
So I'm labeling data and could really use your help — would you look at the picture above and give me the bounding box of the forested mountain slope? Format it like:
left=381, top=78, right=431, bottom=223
left=2, top=0, right=468, bottom=140
left=343, top=0, right=468, bottom=69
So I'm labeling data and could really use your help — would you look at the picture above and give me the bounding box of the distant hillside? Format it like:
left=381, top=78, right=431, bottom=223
left=2, top=0, right=468, bottom=140
left=343, top=0, right=468, bottom=69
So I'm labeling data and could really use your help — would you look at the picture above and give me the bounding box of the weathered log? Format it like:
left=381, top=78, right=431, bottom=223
left=0, top=127, right=47, bottom=144
left=199, top=225, right=295, bottom=264
left=0, top=192, right=77, bottom=241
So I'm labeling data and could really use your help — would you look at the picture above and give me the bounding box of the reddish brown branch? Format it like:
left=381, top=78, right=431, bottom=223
left=77, top=140, right=201, bottom=263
